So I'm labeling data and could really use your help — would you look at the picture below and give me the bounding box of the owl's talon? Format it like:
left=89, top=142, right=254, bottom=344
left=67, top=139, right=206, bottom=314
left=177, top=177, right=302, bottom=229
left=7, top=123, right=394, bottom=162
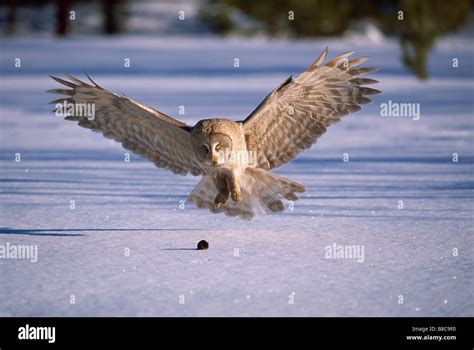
left=231, top=191, right=241, bottom=203
left=214, top=192, right=228, bottom=208
left=214, top=200, right=225, bottom=209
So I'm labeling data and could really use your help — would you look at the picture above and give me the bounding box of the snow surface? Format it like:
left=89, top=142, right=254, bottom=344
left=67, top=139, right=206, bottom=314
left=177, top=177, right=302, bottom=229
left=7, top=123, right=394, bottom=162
left=0, top=35, right=473, bottom=316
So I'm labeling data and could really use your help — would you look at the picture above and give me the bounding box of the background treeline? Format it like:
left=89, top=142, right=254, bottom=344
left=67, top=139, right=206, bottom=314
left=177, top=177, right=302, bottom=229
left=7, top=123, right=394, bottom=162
left=1, top=0, right=472, bottom=79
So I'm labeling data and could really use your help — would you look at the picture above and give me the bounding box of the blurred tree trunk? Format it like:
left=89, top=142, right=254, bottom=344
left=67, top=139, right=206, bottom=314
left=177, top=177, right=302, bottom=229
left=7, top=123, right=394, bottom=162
left=6, top=0, right=17, bottom=35
left=102, top=0, right=120, bottom=34
left=56, top=0, right=70, bottom=36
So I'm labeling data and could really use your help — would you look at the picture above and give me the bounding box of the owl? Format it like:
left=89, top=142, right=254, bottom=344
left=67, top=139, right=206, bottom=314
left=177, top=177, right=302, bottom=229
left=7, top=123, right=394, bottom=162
left=49, top=48, right=380, bottom=219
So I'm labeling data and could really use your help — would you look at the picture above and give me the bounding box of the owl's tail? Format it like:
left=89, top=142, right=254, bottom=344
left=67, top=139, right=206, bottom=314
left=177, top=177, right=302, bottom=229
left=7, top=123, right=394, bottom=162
left=188, top=168, right=306, bottom=220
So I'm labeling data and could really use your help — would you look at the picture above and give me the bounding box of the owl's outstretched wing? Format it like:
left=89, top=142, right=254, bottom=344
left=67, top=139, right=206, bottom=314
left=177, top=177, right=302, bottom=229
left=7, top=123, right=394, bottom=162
left=48, top=74, right=203, bottom=176
left=241, top=48, right=381, bottom=170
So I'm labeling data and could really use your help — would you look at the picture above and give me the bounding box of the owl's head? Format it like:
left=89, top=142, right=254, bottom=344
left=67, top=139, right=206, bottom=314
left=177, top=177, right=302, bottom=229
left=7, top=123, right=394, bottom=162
left=191, top=119, right=235, bottom=166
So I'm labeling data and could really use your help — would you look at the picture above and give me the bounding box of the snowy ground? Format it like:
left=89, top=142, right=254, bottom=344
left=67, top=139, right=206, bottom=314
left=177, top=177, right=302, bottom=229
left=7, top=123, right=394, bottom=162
left=0, top=35, right=473, bottom=316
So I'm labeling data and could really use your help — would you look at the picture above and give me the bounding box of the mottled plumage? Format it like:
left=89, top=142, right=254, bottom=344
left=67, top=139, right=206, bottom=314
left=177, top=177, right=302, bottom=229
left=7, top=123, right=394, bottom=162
left=48, top=48, right=380, bottom=219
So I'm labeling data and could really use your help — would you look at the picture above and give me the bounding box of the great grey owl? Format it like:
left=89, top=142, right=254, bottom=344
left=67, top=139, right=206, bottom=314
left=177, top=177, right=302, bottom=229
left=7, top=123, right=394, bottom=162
left=48, top=48, right=381, bottom=220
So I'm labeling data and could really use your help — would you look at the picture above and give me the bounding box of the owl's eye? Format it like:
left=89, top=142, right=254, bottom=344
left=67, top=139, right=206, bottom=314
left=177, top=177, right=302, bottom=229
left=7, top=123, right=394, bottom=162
left=202, top=144, right=209, bottom=152
left=215, top=144, right=222, bottom=152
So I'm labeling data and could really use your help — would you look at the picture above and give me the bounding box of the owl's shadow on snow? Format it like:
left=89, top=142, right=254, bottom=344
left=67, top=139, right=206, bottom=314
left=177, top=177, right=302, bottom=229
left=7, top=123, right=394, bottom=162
left=0, top=227, right=202, bottom=237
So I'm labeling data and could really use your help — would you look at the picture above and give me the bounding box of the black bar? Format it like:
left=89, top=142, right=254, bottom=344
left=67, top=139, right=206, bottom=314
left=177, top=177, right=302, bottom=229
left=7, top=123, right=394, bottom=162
left=0, top=317, right=472, bottom=348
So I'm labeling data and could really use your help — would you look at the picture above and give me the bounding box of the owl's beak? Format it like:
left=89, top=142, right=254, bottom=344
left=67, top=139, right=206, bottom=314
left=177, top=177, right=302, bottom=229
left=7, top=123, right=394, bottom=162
left=210, top=154, right=218, bottom=164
